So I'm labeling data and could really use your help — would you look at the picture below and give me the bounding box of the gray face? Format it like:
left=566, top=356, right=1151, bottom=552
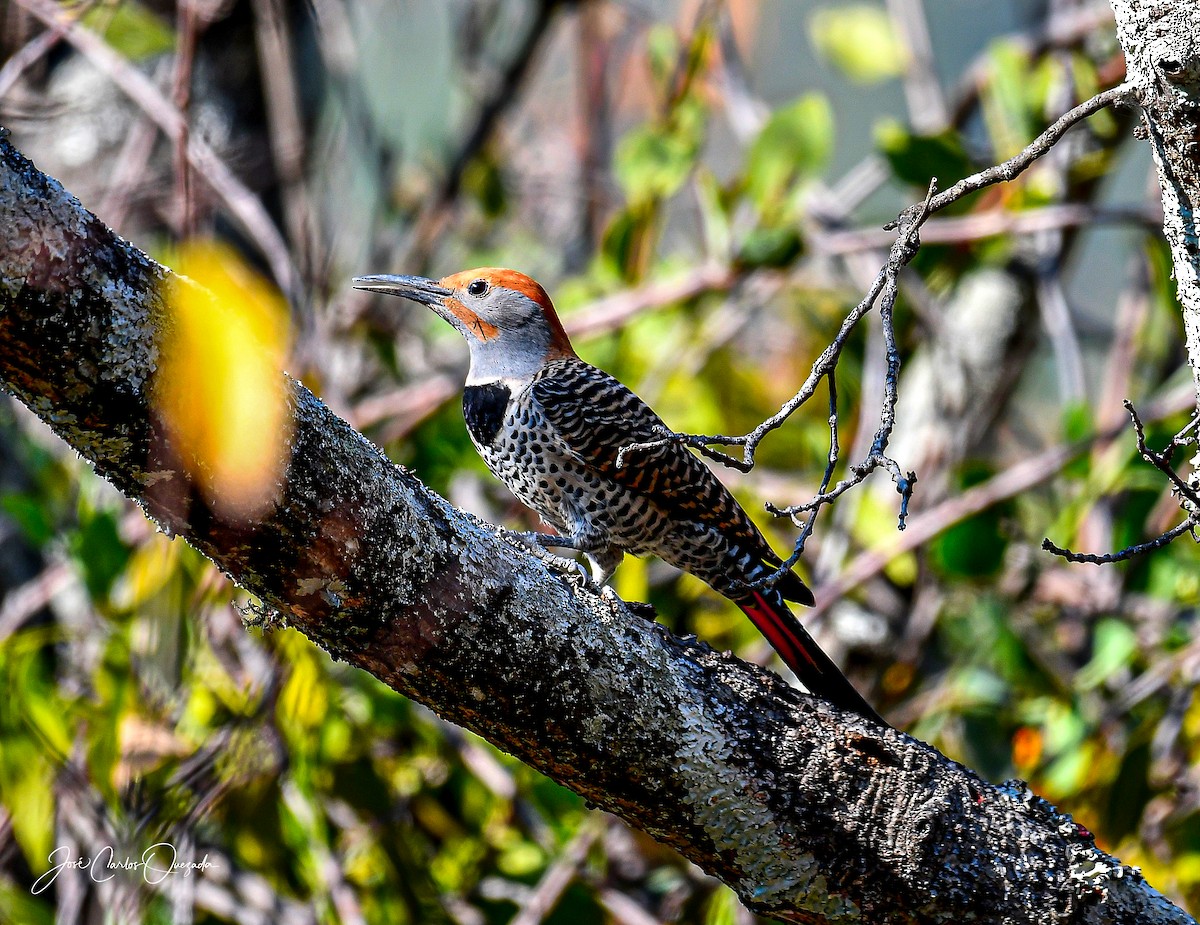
left=352, top=273, right=560, bottom=384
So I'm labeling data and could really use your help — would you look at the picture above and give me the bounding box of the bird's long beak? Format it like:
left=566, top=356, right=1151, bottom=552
left=352, top=274, right=452, bottom=307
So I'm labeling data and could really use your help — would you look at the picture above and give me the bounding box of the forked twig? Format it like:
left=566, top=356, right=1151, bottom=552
left=615, top=82, right=1136, bottom=588
left=1044, top=402, right=1200, bottom=563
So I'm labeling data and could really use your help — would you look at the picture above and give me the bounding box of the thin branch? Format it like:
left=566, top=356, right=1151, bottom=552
left=636, top=85, right=1135, bottom=467
left=612, top=81, right=1136, bottom=589
left=811, top=380, right=1196, bottom=615
left=1128, top=400, right=1200, bottom=503
left=0, top=2, right=86, bottom=99
left=404, top=0, right=564, bottom=267
left=1036, top=262, right=1088, bottom=405
left=930, top=82, right=1136, bottom=210
left=784, top=373, right=841, bottom=561
left=1042, top=400, right=1200, bottom=563
left=251, top=0, right=311, bottom=275
left=510, top=817, right=605, bottom=925
left=14, top=0, right=302, bottom=304
left=886, top=0, right=949, bottom=133
left=812, top=204, right=1160, bottom=256
left=616, top=264, right=891, bottom=472
left=1042, top=515, right=1200, bottom=564
left=170, top=0, right=199, bottom=237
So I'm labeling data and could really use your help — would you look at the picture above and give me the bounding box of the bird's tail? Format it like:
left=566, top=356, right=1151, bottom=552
left=736, top=589, right=884, bottom=725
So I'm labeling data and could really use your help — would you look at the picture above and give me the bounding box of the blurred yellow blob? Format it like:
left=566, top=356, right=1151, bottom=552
left=156, top=241, right=292, bottom=521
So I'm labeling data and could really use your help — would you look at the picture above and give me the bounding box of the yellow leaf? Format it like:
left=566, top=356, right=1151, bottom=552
left=156, top=241, right=292, bottom=521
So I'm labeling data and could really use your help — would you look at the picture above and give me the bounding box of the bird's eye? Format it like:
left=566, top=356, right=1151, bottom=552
left=467, top=279, right=489, bottom=297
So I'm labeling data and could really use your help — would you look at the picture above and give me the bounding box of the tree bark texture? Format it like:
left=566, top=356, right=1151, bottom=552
left=1111, top=0, right=1200, bottom=408
left=0, top=133, right=1191, bottom=924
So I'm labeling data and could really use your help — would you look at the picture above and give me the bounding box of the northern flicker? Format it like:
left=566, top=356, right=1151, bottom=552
left=354, top=268, right=881, bottom=722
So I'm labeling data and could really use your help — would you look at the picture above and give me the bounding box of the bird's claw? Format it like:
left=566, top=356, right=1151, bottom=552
left=509, top=533, right=590, bottom=583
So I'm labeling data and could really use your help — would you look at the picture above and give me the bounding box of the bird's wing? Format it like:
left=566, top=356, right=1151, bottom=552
left=529, top=360, right=773, bottom=559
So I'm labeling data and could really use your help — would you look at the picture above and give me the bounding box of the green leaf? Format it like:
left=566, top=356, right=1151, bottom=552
left=600, top=205, right=655, bottom=282
left=1076, top=619, right=1137, bottom=691
left=645, top=24, right=679, bottom=88
left=1061, top=401, right=1095, bottom=443
left=930, top=512, right=1006, bottom=578
left=614, top=101, right=705, bottom=206
left=982, top=41, right=1036, bottom=158
left=809, top=5, right=907, bottom=84
left=735, top=226, right=803, bottom=269
left=693, top=169, right=733, bottom=259
left=68, top=508, right=131, bottom=603
left=0, top=882, right=54, bottom=925
left=1043, top=743, right=1093, bottom=797
left=745, top=94, right=833, bottom=212
left=704, top=885, right=740, bottom=925
left=875, top=120, right=972, bottom=192
left=82, top=1, right=176, bottom=62
left=0, top=493, right=53, bottom=546
left=463, top=153, right=507, bottom=218
left=0, top=743, right=55, bottom=869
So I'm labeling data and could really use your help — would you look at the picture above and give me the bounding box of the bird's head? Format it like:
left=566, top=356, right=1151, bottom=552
left=353, top=268, right=576, bottom=384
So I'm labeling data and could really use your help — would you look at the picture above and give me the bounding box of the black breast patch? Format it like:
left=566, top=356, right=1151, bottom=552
left=462, top=382, right=511, bottom=446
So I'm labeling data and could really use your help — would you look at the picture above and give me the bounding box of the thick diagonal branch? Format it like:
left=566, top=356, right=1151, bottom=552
left=0, top=133, right=1189, bottom=925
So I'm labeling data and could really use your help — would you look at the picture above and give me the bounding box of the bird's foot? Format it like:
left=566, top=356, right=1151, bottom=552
left=506, top=531, right=592, bottom=582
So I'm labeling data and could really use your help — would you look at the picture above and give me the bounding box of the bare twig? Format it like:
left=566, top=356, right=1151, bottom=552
left=612, top=82, right=1135, bottom=589
left=810, top=380, right=1195, bottom=614
left=1041, top=516, right=1199, bottom=564
left=786, top=374, right=841, bottom=561
left=404, top=0, right=564, bottom=267
left=1128, top=401, right=1200, bottom=499
left=812, top=203, right=1160, bottom=255
left=1043, top=400, right=1200, bottom=563
left=622, top=183, right=933, bottom=585
left=250, top=0, right=311, bottom=274
left=170, top=0, right=199, bottom=237
left=0, top=559, right=71, bottom=644
left=0, top=2, right=86, bottom=99
left=567, top=262, right=742, bottom=339
left=886, top=0, right=949, bottom=133
left=509, top=817, right=605, bottom=925
left=96, top=110, right=160, bottom=229
left=15, top=0, right=302, bottom=303
left=929, top=82, right=1135, bottom=211
left=574, top=3, right=612, bottom=264
left=637, top=84, right=1135, bottom=469
left=1036, top=268, right=1087, bottom=404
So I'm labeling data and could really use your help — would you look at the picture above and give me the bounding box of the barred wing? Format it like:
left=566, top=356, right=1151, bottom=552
left=529, top=360, right=772, bottom=559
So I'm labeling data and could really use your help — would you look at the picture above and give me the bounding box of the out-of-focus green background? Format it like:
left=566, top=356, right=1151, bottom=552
left=1, top=1, right=1197, bottom=921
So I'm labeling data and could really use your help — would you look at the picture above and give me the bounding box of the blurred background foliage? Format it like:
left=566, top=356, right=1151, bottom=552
left=0, top=0, right=1197, bottom=922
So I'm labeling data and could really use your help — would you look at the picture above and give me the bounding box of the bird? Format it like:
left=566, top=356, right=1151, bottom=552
left=353, top=267, right=881, bottom=723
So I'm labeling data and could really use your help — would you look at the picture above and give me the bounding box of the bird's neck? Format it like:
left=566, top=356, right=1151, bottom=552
left=463, top=329, right=572, bottom=386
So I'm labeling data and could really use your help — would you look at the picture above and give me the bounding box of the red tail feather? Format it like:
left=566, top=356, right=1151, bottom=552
left=737, top=590, right=883, bottom=724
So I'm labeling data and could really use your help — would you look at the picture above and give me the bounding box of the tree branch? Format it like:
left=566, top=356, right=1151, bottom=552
left=0, top=133, right=1190, bottom=924
left=1111, top=1, right=1200, bottom=410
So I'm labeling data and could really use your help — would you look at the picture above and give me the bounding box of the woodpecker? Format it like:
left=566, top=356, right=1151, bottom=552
left=353, top=268, right=881, bottom=723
